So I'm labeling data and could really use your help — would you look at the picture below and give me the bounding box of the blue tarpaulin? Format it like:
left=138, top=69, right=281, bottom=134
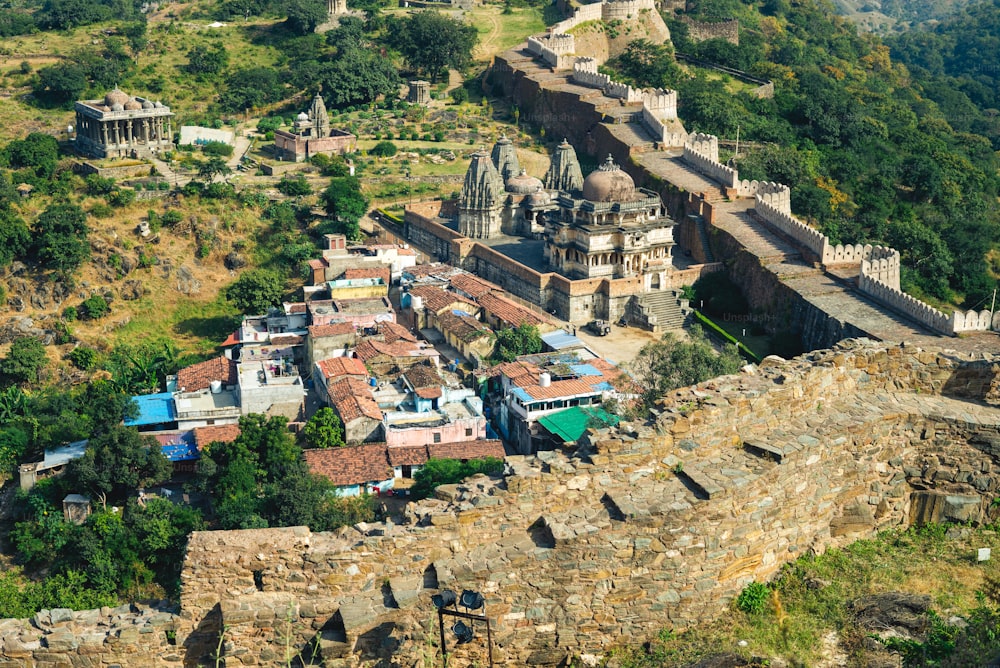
left=125, top=393, right=176, bottom=427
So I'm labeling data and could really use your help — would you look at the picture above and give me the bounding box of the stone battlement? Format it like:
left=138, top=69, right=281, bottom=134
left=3, top=341, right=998, bottom=666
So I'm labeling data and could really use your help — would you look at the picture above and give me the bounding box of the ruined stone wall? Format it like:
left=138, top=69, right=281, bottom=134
left=680, top=16, right=739, bottom=44
left=3, top=343, right=1000, bottom=666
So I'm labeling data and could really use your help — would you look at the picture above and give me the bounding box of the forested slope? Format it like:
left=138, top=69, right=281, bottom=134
left=629, top=0, right=1000, bottom=308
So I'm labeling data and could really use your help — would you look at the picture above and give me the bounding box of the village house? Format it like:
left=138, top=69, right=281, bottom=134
left=307, top=234, right=416, bottom=285
left=326, top=376, right=384, bottom=444
left=386, top=439, right=506, bottom=481
left=313, top=356, right=370, bottom=409
left=383, top=363, right=487, bottom=448
left=303, top=276, right=388, bottom=303
left=434, top=309, right=494, bottom=366
left=308, top=297, right=395, bottom=329
left=303, top=443, right=393, bottom=497
left=305, top=322, right=358, bottom=369
left=353, top=338, right=439, bottom=379
left=402, top=284, right=479, bottom=331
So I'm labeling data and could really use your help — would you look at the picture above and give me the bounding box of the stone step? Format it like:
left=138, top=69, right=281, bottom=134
left=743, top=440, right=785, bottom=464
left=675, top=467, right=725, bottom=500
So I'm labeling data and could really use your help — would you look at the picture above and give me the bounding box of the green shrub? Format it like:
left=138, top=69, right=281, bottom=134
left=62, top=306, right=77, bottom=321
left=450, top=87, right=468, bottom=103
left=410, top=457, right=505, bottom=500
left=89, top=203, right=113, bottom=218
left=201, top=140, right=234, bottom=157
left=79, top=295, right=110, bottom=320
left=107, top=188, right=136, bottom=208
left=66, top=346, right=98, bottom=370
left=736, top=581, right=770, bottom=615
left=161, top=210, right=183, bottom=227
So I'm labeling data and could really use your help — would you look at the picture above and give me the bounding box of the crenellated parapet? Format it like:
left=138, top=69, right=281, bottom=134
left=601, top=0, right=656, bottom=21
left=860, top=245, right=900, bottom=291
left=526, top=33, right=578, bottom=69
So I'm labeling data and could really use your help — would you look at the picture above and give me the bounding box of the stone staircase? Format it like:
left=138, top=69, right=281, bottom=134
left=628, top=290, right=687, bottom=331
left=692, top=213, right=715, bottom=263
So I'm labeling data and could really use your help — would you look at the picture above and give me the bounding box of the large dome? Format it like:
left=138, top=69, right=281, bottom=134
left=505, top=169, right=543, bottom=195
left=582, top=154, right=636, bottom=202
left=104, top=87, right=129, bottom=108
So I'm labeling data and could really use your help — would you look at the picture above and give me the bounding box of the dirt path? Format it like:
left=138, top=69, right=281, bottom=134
left=475, top=11, right=501, bottom=61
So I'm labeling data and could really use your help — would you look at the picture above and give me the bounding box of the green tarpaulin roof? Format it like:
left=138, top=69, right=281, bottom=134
left=537, top=406, right=619, bottom=443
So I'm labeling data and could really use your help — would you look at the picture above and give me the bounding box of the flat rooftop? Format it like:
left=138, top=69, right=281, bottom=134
left=238, top=361, right=302, bottom=390
left=174, top=390, right=240, bottom=418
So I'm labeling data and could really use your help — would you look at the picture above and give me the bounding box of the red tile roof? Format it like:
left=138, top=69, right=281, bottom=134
left=428, top=439, right=506, bottom=461
left=436, top=310, right=492, bottom=343
left=402, top=363, right=441, bottom=389
left=328, top=376, right=382, bottom=423
left=304, top=444, right=392, bottom=487
left=354, top=339, right=421, bottom=362
left=379, top=321, right=417, bottom=344
left=344, top=267, right=391, bottom=284
left=193, top=424, right=242, bottom=449
left=316, top=356, right=368, bottom=381
left=450, top=273, right=500, bottom=299
left=308, top=323, right=356, bottom=338
left=308, top=259, right=327, bottom=271
left=386, top=444, right=429, bottom=467
left=176, top=356, right=238, bottom=393
left=477, top=293, right=547, bottom=327
left=408, top=285, right=477, bottom=314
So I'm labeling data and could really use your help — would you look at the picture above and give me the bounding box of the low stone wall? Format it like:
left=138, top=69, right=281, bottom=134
left=74, top=160, right=156, bottom=179
left=680, top=17, right=739, bottom=44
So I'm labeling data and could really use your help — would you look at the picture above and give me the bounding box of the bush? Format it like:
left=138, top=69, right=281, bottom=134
left=89, top=203, right=113, bottom=219
left=79, top=295, right=110, bottom=320
left=410, top=457, right=505, bottom=500
left=276, top=174, right=313, bottom=197
left=107, top=188, right=136, bottom=208
left=201, top=141, right=233, bottom=157
left=62, top=306, right=77, bottom=322
left=370, top=141, right=398, bottom=158
left=450, top=87, right=468, bottom=103
left=161, top=210, right=184, bottom=227
left=66, top=346, right=98, bottom=370
left=736, top=581, right=770, bottom=614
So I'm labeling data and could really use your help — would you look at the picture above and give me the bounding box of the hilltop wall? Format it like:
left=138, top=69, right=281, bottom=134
left=2, top=342, right=998, bottom=666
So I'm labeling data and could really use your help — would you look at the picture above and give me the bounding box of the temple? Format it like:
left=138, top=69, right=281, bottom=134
left=274, top=94, right=356, bottom=162
left=73, top=87, right=174, bottom=159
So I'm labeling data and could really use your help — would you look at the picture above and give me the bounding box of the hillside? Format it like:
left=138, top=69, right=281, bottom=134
left=620, top=0, right=1000, bottom=311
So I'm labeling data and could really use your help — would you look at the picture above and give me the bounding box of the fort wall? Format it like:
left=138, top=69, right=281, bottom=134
left=680, top=16, right=739, bottom=44
left=3, top=343, right=999, bottom=666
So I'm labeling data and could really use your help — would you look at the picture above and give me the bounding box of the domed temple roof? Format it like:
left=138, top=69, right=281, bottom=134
left=544, top=138, right=584, bottom=193
left=505, top=169, right=543, bottom=195
left=582, top=155, right=636, bottom=203
left=526, top=190, right=552, bottom=208
left=460, top=151, right=505, bottom=210
left=104, top=87, right=129, bottom=108
left=490, top=134, right=520, bottom=182
left=124, top=98, right=142, bottom=111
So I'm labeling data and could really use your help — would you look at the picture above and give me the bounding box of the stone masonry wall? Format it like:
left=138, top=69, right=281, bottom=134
left=2, top=342, right=1000, bottom=666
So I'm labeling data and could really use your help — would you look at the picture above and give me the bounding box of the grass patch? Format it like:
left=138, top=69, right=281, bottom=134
left=693, top=310, right=761, bottom=362
left=113, top=293, right=240, bottom=356
left=607, top=525, right=1000, bottom=667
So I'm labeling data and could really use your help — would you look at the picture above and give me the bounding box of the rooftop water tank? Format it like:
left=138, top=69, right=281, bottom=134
left=210, top=380, right=223, bottom=394
left=411, top=295, right=424, bottom=311
left=539, top=372, right=552, bottom=387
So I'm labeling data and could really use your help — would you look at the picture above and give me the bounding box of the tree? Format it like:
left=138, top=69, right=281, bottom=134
left=370, top=140, right=397, bottom=158
left=224, top=269, right=285, bottom=314
left=627, top=327, right=743, bottom=414
left=234, top=414, right=299, bottom=483
left=322, top=176, right=369, bottom=228
left=34, top=62, right=88, bottom=106
left=491, top=324, right=543, bottom=363
left=306, top=49, right=402, bottom=110
left=219, top=67, right=285, bottom=113
left=1, top=337, right=47, bottom=385
left=66, top=425, right=172, bottom=506
left=184, top=44, right=228, bottom=76
left=284, top=0, right=327, bottom=35
left=197, top=157, right=231, bottom=182
left=121, top=20, right=148, bottom=63
left=276, top=174, right=313, bottom=197
left=388, top=11, right=477, bottom=82
left=303, top=407, right=345, bottom=449
left=33, top=203, right=90, bottom=275
left=3, top=132, right=60, bottom=177
left=0, top=209, right=31, bottom=268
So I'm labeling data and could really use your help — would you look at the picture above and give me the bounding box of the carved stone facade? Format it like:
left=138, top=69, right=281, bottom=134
left=74, top=87, right=174, bottom=159
left=545, top=155, right=675, bottom=285
left=458, top=149, right=505, bottom=238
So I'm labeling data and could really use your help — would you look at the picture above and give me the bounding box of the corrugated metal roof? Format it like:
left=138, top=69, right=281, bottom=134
left=537, top=406, right=619, bottom=443
left=125, top=393, right=176, bottom=427
left=540, top=330, right=583, bottom=350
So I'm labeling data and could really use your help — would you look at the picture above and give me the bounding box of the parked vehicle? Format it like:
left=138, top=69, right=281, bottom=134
left=587, top=320, right=611, bottom=336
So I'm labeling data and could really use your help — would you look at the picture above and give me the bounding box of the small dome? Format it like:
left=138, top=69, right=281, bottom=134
left=154, top=101, right=164, bottom=108
left=526, top=190, right=551, bottom=207
left=111, top=103, right=124, bottom=112
left=124, top=98, right=142, bottom=111
left=582, top=154, right=636, bottom=203
left=505, top=169, right=543, bottom=194
left=297, top=112, right=309, bottom=121
left=141, top=99, right=154, bottom=109
left=104, top=87, right=129, bottom=108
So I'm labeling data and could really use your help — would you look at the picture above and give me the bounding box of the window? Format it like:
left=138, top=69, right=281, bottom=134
left=433, top=433, right=441, bottom=443
left=465, top=428, right=473, bottom=437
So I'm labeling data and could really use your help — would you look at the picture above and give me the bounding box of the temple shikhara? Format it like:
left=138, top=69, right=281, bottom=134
left=74, top=87, right=174, bottom=159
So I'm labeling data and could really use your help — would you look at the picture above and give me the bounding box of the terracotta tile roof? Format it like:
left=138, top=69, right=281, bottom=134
left=308, top=259, right=327, bottom=270
left=406, top=264, right=449, bottom=278
left=193, top=424, right=242, bottom=449
left=408, top=285, right=477, bottom=314
left=436, top=310, right=492, bottom=343
left=491, top=359, right=541, bottom=383
left=344, top=267, right=390, bottom=284
left=402, top=363, right=441, bottom=389
left=328, top=377, right=382, bottom=422
left=397, top=248, right=417, bottom=256
left=308, top=323, right=357, bottom=338
left=477, top=293, right=547, bottom=327
left=354, top=339, right=420, bottom=362
left=379, top=321, right=417, bottom=344
left=386, top=444, right=429, bottom=467
left=450, top=273, right=500, bottom=299
left=304, top=444, right=392, bottom=487
left=428, top=439, right=505, bottom=461
left=176, top=356, right=238, bottom=393
left=270, top=334, right=304, bottom=346
left=316, top=356, right=368, bottom=381
left=520, top=378, right=603, bottom=401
